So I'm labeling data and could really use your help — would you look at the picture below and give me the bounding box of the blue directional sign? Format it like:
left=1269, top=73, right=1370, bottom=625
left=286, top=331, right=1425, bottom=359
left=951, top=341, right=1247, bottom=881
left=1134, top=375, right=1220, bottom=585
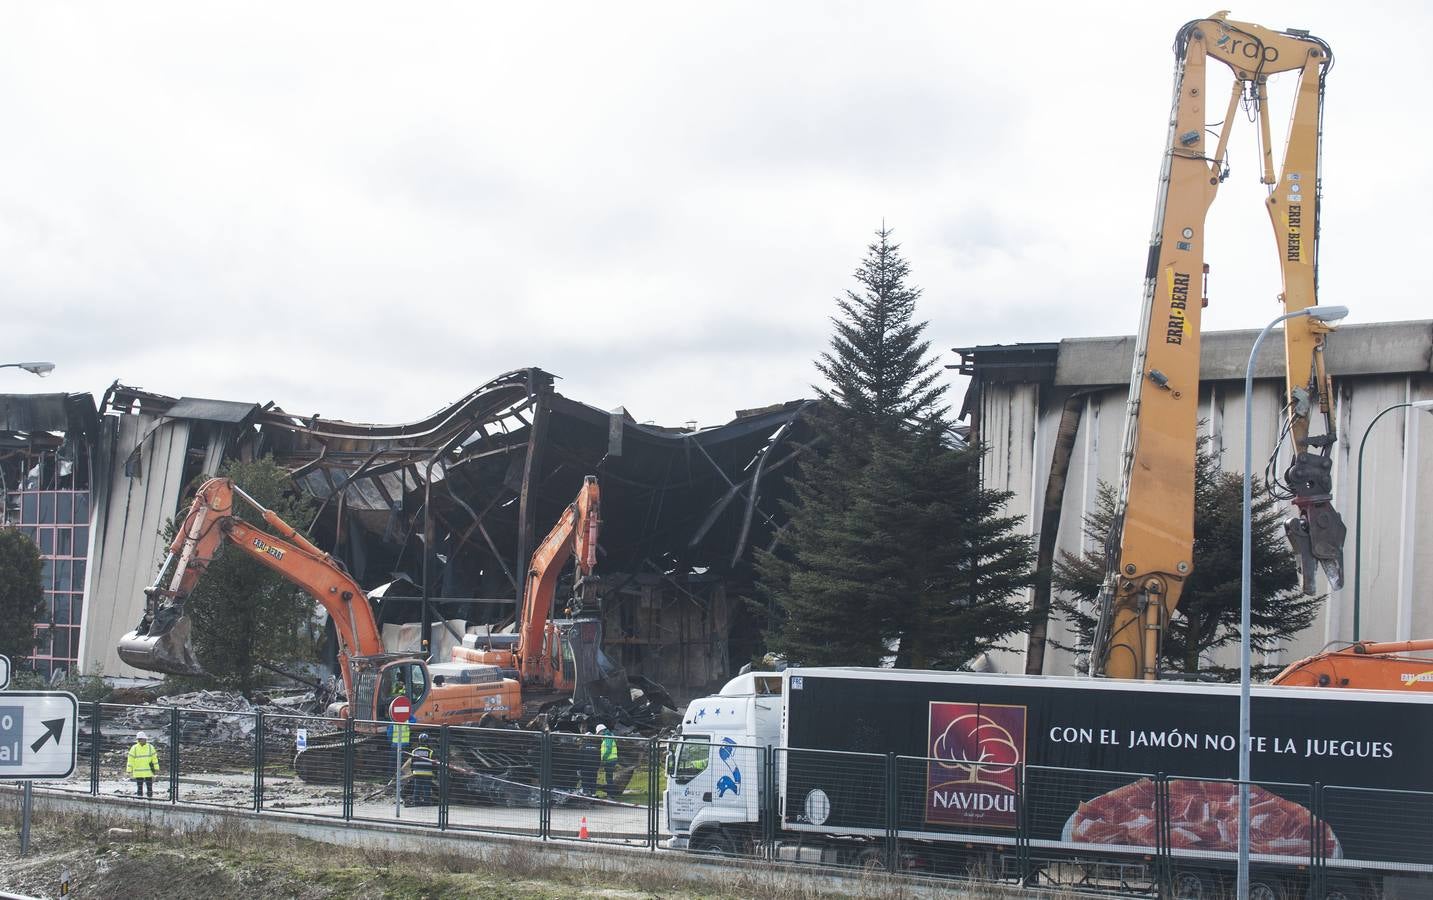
left=0, top=691, right=78, bottom=778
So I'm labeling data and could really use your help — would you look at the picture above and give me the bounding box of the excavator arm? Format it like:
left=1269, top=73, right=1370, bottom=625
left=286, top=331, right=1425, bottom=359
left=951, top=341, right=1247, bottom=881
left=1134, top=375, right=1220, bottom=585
left=1091, top=13, right=1338, bottom=680
left=118, top=477, right=384, bottom=690
left=450, top=475, right=602, bottom=692
left=1271, top=639, right=1433, bottom=690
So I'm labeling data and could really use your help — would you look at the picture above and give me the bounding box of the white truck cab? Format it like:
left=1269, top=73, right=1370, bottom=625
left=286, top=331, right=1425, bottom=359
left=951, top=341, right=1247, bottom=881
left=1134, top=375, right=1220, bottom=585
left=662, top=671, right=782, bottom=853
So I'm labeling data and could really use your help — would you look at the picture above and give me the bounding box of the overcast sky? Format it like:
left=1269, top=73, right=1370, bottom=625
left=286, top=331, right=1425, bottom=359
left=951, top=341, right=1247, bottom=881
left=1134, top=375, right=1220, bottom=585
left=2, top=2, right=1428, bottom=428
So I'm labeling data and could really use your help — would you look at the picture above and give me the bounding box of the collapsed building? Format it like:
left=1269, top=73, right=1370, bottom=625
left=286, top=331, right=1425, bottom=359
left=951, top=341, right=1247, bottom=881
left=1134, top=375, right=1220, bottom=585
left=1, top=369, right=814, bottom=698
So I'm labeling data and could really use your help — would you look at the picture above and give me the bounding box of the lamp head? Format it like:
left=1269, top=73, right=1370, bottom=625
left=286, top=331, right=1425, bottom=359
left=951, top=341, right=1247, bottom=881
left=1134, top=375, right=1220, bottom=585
left=1413, top=399, right=1433, bottom=413
left=1305, top=305, right=1349, bottom=322
left=18, top=362, right=55, bottom=377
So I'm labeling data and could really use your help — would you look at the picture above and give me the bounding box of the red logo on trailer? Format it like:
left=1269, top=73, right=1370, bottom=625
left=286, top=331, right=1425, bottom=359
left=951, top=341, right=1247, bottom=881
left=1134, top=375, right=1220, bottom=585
left=389, top=696, right=412, bottom=721
left=925, top=702, right=1027, bottom=829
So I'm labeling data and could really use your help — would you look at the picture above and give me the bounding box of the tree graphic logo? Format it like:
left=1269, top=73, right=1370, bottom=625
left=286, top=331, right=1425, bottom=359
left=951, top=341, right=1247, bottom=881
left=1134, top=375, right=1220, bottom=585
left=925, top=702, right=1027, bottom=828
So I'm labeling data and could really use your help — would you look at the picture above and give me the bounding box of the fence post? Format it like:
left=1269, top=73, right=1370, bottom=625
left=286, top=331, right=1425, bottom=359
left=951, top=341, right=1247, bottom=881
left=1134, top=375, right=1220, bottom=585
left=885, top=752, right=897, bottom=873
left=438, top=726, right=450, bottom=831
left=1154, top=773, right=1170, bottom=896
left=254, top=709, right=265, bottom=812
left=1015, top=763, right=1028, bottom=883
left=1311, top=782, right=1324, bottom=899
left=168, top=707, right=180, bottom=803
left=90, top=701, right=101, bottom=796
left=539, top=730, right=550, bottom=840
left=647, top=737, right=658, bottom=850
left=764, top=746, right=776, bottom=862
left=342, top=716, right=355, bottom=821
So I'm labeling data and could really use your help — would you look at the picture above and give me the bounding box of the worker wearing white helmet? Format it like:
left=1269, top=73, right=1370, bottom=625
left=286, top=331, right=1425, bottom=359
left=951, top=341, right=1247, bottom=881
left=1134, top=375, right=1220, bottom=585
left=596, top=724, right=618, bottom=798
left=126, top=730, right=160, bottom=799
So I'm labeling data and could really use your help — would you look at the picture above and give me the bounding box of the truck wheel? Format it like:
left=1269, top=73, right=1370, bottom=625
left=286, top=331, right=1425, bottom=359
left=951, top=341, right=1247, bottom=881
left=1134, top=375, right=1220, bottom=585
left=1322, top=877, right=1369, bottom=900
left=1171, top=868, right=1222, bottom=900
left=1248, top=880, right=1281, bottom=900
left=691, top=829, right=737, bottom=856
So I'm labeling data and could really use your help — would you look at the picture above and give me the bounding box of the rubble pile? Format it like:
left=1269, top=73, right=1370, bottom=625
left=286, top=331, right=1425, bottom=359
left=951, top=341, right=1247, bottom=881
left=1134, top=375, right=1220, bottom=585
left=98, top=690, right=333, bottom=748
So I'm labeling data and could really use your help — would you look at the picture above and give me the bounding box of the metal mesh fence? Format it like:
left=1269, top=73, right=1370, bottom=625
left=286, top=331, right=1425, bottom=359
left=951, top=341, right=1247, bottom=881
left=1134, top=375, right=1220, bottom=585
left=443, top=725, right=543, bottom=837
left=660, top=738, right=767, bottom=861
left=37, top=700, right=99, bottom=795
left=348, top=717, right=436, bottom=827
left=1163, top=778, right=1315, bottom=900
left=547, top=732, right=651, bottom=846
left=174, top=707, right=256, bottom=809
left=261, top=712, right=346, bottom=819
left=1022, top=765, right=1160, bottom=893
left=98, top=703, right=172, bottom=801
left=775, top=746, right=887, bottom=870
left=894, top=755, right=1022, bottom=880
left=23, top=697, right=1433, bottom=895
left=1321, top=785, right=1433, bottom=875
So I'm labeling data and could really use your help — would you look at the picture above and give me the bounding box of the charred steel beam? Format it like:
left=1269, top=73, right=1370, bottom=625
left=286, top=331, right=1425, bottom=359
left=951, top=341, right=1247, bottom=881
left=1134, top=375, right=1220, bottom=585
left=304, top=446, right=389, bottom=532
left=514, top=389, right=551, bottom=605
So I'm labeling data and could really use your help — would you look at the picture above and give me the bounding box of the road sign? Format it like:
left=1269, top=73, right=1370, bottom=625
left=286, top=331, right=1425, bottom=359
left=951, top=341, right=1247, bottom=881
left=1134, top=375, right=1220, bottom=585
left=389, top=696, right=411, bottom=721
left=0, top=691, right=78, bottom=779
left=0, top=654, right=9, bottom=690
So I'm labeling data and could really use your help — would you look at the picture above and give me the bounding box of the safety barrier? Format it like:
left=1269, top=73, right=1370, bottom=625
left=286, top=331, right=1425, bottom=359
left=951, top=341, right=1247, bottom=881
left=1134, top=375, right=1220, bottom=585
left=34, top=702, right=1433, bottom=898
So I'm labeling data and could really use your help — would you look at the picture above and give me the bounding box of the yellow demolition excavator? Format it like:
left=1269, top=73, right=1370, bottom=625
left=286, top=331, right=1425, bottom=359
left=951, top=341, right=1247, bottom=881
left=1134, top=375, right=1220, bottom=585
left=1090, top=13, right=1347, bottom=681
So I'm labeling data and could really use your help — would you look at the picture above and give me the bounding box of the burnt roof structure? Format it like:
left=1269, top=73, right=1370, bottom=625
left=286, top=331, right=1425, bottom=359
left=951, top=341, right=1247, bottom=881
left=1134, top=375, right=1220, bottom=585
left=73, top=369, right=815, bottom=693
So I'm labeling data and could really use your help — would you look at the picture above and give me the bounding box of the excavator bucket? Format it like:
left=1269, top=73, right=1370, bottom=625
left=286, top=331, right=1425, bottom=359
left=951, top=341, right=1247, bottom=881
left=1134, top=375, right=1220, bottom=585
left=117, top=604, right=206, bottom=677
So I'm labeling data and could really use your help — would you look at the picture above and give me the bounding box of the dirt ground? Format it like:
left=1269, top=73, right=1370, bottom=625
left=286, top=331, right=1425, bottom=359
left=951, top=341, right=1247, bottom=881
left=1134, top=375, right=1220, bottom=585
left=0, top=810, right=955, bottom=900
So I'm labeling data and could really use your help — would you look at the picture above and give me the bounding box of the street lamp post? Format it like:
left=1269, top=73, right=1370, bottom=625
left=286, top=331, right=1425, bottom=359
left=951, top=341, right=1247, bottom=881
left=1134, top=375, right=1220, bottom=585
left=1239, top=305, right=1348, bottom=898
left=0, top=362, right=56, bottom=377
left=1353, top=398, right=1433, bottom=640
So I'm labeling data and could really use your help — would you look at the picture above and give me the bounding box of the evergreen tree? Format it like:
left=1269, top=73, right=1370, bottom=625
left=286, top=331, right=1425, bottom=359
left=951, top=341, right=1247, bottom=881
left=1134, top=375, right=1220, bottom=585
left=165, top=457, right=320, bottom=694
left=758, top=227, right=1035, bottom=668
left=815, top=226, right=947, bottom=433
left=1052, top=443, right=1318, bottom=679
left=0, top=528, right=45, bottom=661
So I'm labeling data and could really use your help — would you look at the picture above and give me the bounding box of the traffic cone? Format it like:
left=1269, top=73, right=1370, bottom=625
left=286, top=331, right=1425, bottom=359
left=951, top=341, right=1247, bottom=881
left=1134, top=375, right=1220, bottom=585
left=578, top=816, right=590, bottom=840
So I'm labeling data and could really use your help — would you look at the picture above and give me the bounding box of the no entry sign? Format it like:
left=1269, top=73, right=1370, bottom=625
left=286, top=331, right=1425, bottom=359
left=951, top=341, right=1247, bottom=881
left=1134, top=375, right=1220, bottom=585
left=389, top=696, right=412, bottom=721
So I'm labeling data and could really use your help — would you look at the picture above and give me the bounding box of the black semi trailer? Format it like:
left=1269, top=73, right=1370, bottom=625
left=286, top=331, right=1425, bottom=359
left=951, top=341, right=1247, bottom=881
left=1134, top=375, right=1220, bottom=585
left=664, top=667, right=1433, bottom=897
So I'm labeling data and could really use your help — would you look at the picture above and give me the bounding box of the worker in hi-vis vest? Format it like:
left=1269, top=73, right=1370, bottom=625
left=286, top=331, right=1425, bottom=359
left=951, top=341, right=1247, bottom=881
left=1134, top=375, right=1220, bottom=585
left=126, top=730, right=160, bottom=799
left=596, top=724, right=618, bottom=797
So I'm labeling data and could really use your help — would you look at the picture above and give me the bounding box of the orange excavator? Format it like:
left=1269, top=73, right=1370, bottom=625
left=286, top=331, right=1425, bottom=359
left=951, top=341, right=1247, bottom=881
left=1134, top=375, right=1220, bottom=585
left=450, top=475, right=673, bottom=721
left=451, top=475, right=600, bottom=694
left=118, top=476, right=523, bottom=731
left=1270, top=640, right=1433, bottom=691
left=119, top=474, right=670, bottom=778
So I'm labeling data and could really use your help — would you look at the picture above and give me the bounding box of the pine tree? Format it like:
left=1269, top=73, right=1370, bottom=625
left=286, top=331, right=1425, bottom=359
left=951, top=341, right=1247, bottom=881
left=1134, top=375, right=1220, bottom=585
left=758, top=227, right=1035, bottom=668
left=1052, top=443, right=1319, bottom=679
left=164, top=457, right=320, bottom=694
left=815, top=226, right=946, bottom=434
left=0, top=528, right=45, bottom=661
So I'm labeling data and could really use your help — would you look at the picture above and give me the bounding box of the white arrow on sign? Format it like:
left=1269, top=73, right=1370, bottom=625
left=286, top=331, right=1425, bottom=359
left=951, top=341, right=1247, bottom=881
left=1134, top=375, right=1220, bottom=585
left=0, top=654, right=10, bottom=691
left=0, top=691, right=78, bottom=779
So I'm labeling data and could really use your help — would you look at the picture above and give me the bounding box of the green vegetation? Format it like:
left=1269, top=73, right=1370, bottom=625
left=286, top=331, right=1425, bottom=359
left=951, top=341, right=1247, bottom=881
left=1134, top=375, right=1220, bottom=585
left=1052, top=440, right=1319, bottom=679
left=0, top=526, right=44, bottom=661
left=163, top=457, right=321, bottom=695
left=757, top=227, right=1035, bottom=669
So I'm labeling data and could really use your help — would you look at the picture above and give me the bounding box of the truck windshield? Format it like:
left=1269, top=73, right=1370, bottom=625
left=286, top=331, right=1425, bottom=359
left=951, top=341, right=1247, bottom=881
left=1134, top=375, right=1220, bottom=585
left=671, top=736, right=710, bottom=785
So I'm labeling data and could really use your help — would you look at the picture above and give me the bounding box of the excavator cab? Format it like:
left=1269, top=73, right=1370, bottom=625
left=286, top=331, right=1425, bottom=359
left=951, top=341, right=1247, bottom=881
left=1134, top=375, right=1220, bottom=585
left=379, top=660, right=430, bottom=717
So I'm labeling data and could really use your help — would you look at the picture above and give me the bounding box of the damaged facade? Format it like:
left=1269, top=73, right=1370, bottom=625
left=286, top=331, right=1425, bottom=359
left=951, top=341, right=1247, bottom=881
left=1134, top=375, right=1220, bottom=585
left=958, top=320, right=1433, bottom=676
left=0, top=393, right=98, bottom=676
left=3, top=369, right=813, bottom=697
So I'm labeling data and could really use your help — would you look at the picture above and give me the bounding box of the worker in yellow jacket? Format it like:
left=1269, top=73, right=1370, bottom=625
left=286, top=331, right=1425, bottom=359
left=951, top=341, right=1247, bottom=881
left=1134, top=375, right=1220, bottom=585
left=596, top=724, right=618, bottom=797
left=126, top=731, right=160, bottom=799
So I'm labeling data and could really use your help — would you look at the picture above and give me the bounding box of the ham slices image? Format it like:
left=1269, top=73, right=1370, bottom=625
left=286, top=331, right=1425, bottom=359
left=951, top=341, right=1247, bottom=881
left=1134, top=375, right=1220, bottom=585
left=1062, top=778, right=1340, bottom=857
